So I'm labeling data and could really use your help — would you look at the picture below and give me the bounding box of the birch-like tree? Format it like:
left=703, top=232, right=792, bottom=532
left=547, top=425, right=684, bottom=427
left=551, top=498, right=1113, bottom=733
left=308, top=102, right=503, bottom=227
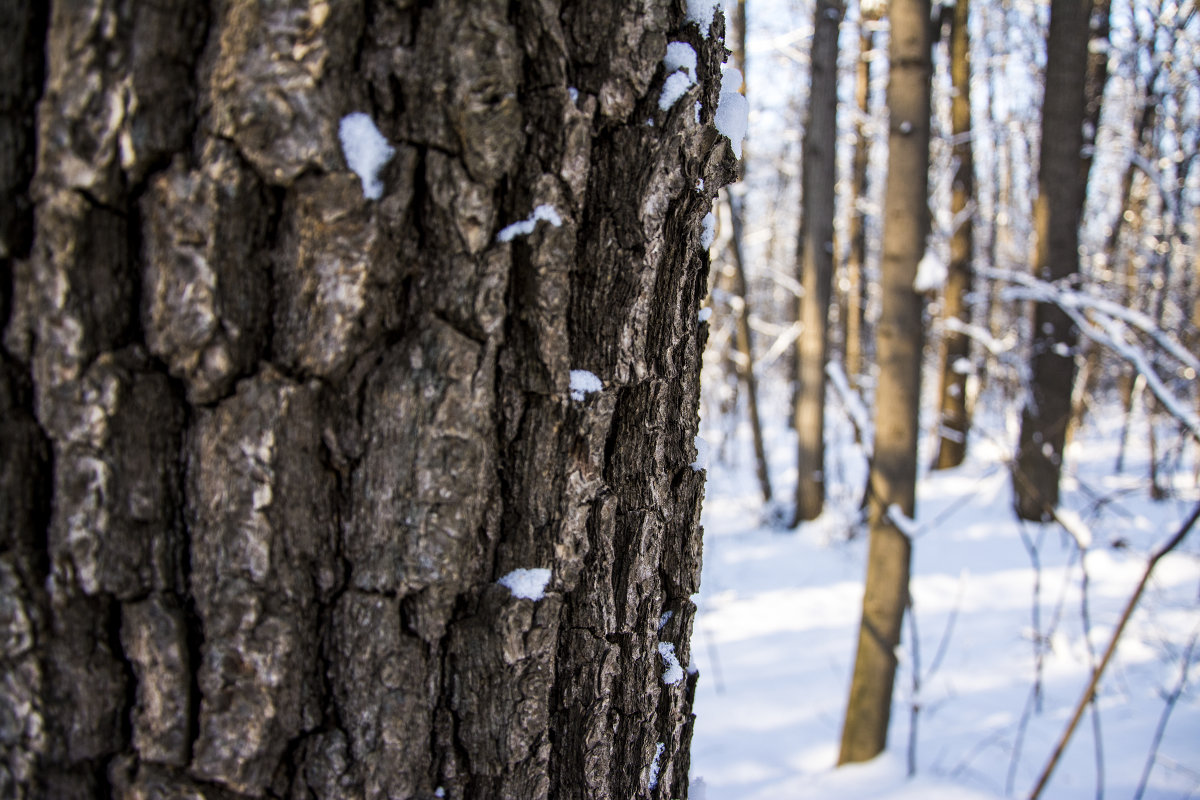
left=839, top=0, right=933, bottom=764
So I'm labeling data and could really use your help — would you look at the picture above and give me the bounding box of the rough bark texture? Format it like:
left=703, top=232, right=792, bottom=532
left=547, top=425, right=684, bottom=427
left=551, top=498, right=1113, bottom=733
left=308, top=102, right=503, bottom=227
left=793, top=0, right=843, bottom=523
left=1, top=1, right=737, bottom=798
left=839, top=0, right=931, bottom=765
left=932, top=0, right=974, bottom=470
left=1013, top=0, right=1096, bottom=520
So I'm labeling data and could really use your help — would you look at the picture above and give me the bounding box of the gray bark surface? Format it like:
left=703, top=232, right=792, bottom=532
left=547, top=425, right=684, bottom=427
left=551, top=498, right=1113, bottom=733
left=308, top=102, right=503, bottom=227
left=1, top=2, right=735, bottom=798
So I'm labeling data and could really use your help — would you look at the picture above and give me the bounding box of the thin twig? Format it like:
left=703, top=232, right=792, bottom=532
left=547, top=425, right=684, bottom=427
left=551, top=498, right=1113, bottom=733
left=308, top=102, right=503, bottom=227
left=1028, top=501, right=1200, bottom=799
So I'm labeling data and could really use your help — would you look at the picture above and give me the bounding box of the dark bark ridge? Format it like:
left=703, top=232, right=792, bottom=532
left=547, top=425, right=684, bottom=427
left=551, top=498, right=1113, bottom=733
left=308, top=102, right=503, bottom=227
left=1, top=1, right=737, bottom=798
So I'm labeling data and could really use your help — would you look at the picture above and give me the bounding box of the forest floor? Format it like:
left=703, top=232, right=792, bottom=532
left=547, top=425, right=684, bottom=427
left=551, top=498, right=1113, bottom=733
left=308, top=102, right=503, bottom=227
left=688, top=392, right=1200, bottom=799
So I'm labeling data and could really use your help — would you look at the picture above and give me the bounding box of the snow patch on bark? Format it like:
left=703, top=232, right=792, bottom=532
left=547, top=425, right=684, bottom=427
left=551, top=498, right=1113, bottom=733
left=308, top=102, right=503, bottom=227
left=716, top=68, right=748, bottom=159
left=339, top=112, right=395, bottom=200
left=496, top=204, right=563, bottom=242
left=659, top=642, right=685, bottom=685
left=687, top=0, right=721, bottom=37
left=498, top=568, right=552, bottom=600
left=569, top=369, right=603, bottom=401
left=648, top=742, right=666, bottom=790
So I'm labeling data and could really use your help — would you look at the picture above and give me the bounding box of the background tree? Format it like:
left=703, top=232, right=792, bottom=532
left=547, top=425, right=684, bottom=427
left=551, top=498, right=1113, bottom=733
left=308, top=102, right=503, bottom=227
left=839, top=0, right=933, bottom=765
left=1013, top=0, right=1102, bottom=520
left=0, top=1, right=736, bottom=797
left=931, top=0, right=975, bottom=470
left=793, top=0, right=845, bottom=522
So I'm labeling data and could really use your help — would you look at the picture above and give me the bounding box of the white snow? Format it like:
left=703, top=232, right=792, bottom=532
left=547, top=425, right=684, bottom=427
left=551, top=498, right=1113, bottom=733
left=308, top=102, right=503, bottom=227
left=498, top=568, right=552, bottom=600
left=665, top=42, right=698, bottom=81
left=689, top=392, right=1200, bottom=800
left=568, top=86, right=579, bottom=103
left=659, top=610, right=674, bottom=630
left=715, top=68, right=749, bottom=159
left=886, top=503, right=920, bottom=538
left=700, top=211, right=717, bottom=249
left=659, top=71, right=696, bottom=111
left=496, top=204, right=563, bottom=242
left=649, top=742, right=666, bottom=790
left=686, top=0, right=721, bottom=37
left=659, top=641, right=685, bottom=685
left=692, top=435, right=710, bottom=471
left=569, top=369, right=603, bottom=401
left=913, top=250, right=947, bottom=292
left=825, top=361, right=873, bottom=454
left=339, top=112, right=395, bottom=200
left=698, top=306, right=713, bottom=323
left=659, top=42, right=700, bottom=112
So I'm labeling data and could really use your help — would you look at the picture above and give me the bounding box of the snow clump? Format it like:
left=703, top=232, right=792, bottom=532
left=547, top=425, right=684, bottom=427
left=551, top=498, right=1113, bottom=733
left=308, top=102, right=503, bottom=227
left=691, top=435, right=710, bottom=471
left=700, top=211, right=716, bottom=249
left=497, top=204, right=563, bottom=242
left=569, top=369, right=603, bottom=401
left=658, top=642, right=685, bottom=685
left=698, top=306, right=713, bottom=323
left=913, top=250, right=947, bottom=292
left=715, top=68, right=748, bottom=159
left=659, top=42, right=699, bottom=111
left=648, top=742, right=666, bottom=790
left=686, top=0, right=721, bottom=37
left=498, top=568, right=552, bottom=600
left=339, top=112, right=395, bottom=200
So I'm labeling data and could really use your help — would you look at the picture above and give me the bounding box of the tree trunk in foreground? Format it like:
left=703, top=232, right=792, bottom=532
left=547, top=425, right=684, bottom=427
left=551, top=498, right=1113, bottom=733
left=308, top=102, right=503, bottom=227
left=1, top=2, right=737, bottom=798
left=839, top=0, right=932, bottom=765
left=1013, top=0, right=1096, bottom=520
left=932, top=0, right=975, bottom=470
left=793, top=0, right=844, bottom=523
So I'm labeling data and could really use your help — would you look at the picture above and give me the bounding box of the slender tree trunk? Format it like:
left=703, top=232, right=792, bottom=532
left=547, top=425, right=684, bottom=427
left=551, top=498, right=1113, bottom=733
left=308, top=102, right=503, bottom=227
left=932, top=0, right=975, bottom=470
left=793, top=0, right=844, bottom=524
left=1013, top=0, right=1098, bottom=520
left=0, top=2, right=734, bottom=798
left=729, top=194, right=774, bottom=503
left=844, top=6, right=881, bottom=391
left=724, top=0, right=772, bottom=503
left=838, top=0, right=932, bottom=765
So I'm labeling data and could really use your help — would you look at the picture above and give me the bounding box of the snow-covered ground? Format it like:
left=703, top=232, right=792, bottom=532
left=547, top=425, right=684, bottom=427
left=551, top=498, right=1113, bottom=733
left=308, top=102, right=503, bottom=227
left=689, top=397, right=1200, bottom=799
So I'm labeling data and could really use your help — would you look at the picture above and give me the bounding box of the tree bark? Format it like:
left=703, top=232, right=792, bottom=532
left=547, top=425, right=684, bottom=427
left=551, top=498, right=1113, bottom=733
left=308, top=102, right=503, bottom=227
left=793, top=0, right=844, bottom=524
left=932, top=0, right=974, bottom=470
left=0, top=2, right=735, bottom=798
left=839, top=0, right=932, bottom=765
left=1013, top=0, right=1098, bottom=520
left=843, top=5, right=880, bottom=392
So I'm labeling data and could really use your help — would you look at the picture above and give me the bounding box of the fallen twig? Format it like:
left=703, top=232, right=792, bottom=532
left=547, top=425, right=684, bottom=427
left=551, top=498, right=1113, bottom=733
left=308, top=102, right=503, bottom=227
left=1028, top=501, right=1200, bottom=799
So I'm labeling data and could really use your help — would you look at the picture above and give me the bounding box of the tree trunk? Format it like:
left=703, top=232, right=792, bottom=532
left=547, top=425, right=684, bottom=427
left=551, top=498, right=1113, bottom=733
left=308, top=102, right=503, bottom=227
left=0, top=2, right=736, bottom=798
left=729, top=194, right=774, bottom=504
left=932, top=0, right=974, bottom=470
left=843, top=5, right=879, bottom=392
left=1013, top=0, right=1098, bottom=520
left=793, top=0, right=844, bottom=524
left=838, top=0, right=932, bottom=765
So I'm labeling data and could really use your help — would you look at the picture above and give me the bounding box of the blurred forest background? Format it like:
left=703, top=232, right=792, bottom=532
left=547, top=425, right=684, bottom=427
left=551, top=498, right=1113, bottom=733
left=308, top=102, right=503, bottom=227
left=689, top=0, right=1199, bottom=796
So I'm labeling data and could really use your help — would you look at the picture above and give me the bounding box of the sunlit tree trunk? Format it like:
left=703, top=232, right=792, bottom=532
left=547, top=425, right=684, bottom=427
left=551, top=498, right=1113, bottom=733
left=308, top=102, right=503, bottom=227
left=932, top=0, right=975, bottom=470
left=1013, top=0, right=1099, bottom=520
left=838, top=0, right=932, bottom=764
left=844, top=2, right=882, bottom=390
left=0, top=2, right=732, bottom=797
left=793, top=0, right=844, bottom=523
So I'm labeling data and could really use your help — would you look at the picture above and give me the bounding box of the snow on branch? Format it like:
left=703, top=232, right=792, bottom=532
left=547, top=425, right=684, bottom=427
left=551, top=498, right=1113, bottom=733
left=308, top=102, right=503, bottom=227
left=983, top=267, right=1200, bottom=442
left=826, top=361, right=873, bottom=455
